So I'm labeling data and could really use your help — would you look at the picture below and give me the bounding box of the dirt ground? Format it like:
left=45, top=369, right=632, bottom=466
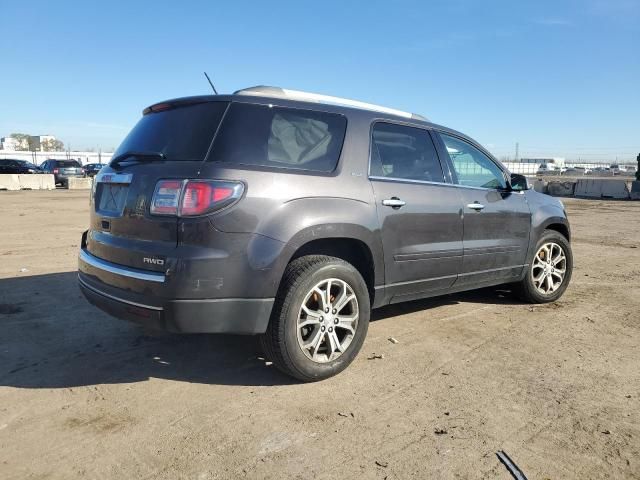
left=1, top=190, right=639, bottom=479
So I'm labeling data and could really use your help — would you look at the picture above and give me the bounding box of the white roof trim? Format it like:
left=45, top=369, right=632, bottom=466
left=234, top=86, right=426, bottom=121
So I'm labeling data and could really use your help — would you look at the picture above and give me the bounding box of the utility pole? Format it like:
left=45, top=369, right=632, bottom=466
left=515, top=142, right=519, bottom=162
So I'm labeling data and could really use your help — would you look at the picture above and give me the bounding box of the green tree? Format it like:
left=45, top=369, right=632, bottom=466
left=41, top=138, right=64, bottom=152
left=9, top=133, right=30, bottom=151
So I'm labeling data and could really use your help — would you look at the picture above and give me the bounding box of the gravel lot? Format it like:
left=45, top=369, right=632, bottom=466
left=1, top=190, right=639, bottom=479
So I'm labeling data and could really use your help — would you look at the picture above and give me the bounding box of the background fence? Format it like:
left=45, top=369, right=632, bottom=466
left=0, top=151, right=113, bottom=166
left=1, top=151, right=637, bottom=177
left=502, top=161, right=637, bottom=177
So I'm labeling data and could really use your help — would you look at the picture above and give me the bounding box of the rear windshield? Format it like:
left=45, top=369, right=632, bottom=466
left=55, top=160, right=82, bottom=167
left=114, top=102, right=228, bottom=161
left=209, top=103, right=347, bottom=172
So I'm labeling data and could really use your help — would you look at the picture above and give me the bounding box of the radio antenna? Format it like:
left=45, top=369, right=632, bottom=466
left=203, top=72, right=218, bottom=94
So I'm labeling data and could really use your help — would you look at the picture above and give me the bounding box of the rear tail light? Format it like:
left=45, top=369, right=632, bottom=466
left=53, top=168, right=59, bottom=174
left=150, top=180, right=244, bottom=217
left=150, top=180, right=183, bottom=215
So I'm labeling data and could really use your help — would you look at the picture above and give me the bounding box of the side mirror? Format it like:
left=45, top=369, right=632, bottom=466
left=510, top=173, right=530, bottom=191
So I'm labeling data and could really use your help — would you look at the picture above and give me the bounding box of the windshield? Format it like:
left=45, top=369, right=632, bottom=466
left=114, top=101, right=228, bottom=162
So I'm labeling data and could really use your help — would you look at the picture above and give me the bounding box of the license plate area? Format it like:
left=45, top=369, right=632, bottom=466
left=96, top=173, right=133, bottom=217
left=97, top=184, right=129, bottom=216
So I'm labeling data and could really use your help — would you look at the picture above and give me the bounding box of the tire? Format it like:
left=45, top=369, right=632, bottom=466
left=515, top=229, right=573, bottom=303
left=260, top=255, right=370, bottom=382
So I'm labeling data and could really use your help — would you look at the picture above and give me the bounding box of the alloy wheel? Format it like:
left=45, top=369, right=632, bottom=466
left=531, top=242, right=567, bottom=295
left=296, top=278, right=359, bottom=363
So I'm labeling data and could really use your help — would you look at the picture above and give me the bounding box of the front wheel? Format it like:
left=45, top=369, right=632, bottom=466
left=515, top=230, right=573, bottom=303
left=260, top=255, right=370, bottom=382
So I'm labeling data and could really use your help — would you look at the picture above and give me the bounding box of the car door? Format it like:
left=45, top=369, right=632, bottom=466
left=369, top=122, right=463, bottom=303
left=435, top=132, right=531, bottom=286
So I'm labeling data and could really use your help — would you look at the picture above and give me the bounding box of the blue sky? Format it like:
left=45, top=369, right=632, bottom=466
left=1, top=0, right=639, bottom=161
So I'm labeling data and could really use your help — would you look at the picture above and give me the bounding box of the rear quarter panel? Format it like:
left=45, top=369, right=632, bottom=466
left=194, top=110, right=383, bottom=297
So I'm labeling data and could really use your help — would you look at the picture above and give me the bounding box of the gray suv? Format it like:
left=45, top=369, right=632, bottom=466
left=78, top=86, right=573, bottom=381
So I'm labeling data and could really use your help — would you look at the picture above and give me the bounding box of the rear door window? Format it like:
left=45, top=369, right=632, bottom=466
left=209, top=103, right=347, bottom=172
left=114, top=102, right=228, bottom=162
left=369, top=122, right=445, bottom=183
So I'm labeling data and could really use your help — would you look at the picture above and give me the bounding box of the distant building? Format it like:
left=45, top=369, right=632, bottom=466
left=29, top=135, right=57, bottom=151
left=1, top=134, right=59, bottom=151
left=0, top=136, right=22, bottom=150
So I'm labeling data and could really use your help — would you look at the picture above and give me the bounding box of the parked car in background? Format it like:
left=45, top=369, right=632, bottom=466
left=537, top=163, right=565, bottom=175
left=591, top=166, right=612, bottom=176
left=39, top=159, right=85, bottom=186
left=609, top=164, right=627, bottom=174
left=83, top=163, right=105, bottom=177
left=0, top=159, right=41, bottom=174
left=78, top=86, right=573, bottom=381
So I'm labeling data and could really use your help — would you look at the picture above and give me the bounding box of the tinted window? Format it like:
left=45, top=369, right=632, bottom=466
left=54, top=160, right=82, bottom=168
left=209, top=103, right=347, bottom=172
left=440, top=133, right=506, bottom=189
left=370, top=122, right=444, bottom=182
left=114, top=102, right=228, bottom=162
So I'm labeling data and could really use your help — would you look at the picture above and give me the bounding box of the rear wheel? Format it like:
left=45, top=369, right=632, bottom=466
left=260, top=255, right=370, bottom=382
left=515, top=230, right=573, bottom=303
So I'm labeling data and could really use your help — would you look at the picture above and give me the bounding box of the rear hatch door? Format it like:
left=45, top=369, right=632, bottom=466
left=56, top=160, right=84, bottom=176
left=85, top=99, right=228, bottom=272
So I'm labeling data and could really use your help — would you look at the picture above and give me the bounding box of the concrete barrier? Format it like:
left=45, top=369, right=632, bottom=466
left=631, top=181, right=640, bottom=200
left=66, top=177, right=93, bottom=190
left=547, top=180, right=576, bottom=197
left=0, top=174, right=55, bottom=190
left=0, top=174, right=20, bottom=190
left=532, top=178, right=547, bottom=193
left=18, top=174, right=55, bottom=190
left=600, top=180, right=630, bottom=199
left=575, top=179, right=630, bottom=199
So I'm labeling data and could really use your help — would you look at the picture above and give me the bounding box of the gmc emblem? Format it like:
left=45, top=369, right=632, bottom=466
left=143, top=257, right=165, bottom=266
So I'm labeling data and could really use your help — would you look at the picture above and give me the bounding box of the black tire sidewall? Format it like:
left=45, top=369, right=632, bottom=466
left=281, top=260, right=370, bottom=380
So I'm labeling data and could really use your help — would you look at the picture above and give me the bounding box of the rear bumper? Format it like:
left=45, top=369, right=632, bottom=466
left=78, top=251, right=274, bottom=334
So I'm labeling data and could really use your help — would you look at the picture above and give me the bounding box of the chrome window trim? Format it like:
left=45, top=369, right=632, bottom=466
left=448, top=183, right=523, bottom=193
left=369, top=174, right=524, bottom=193
left=78, top=275, right=164, bottom=311
left=79, top=249, right=165, bottom=283
left=368, top=175, right=452, bottom=187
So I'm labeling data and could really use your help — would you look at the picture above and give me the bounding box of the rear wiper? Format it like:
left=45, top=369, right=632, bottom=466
left=110, top=151, right=166, bottom=168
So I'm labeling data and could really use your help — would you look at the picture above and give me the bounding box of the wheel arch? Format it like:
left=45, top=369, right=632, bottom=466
left=290, top=237, right=376, bottom=301
left=543, top=222, right=571, bottom=242
left=273, top=224, right=384, bottom=305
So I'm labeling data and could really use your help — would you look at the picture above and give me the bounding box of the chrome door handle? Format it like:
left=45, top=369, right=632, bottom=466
left=382, top=198, right=406, bottom=208
left=467, top=202, right=485, bottom=211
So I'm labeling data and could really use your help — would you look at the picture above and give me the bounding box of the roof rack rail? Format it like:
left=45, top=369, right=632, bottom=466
left=233, top=86, right=428, bottom=121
